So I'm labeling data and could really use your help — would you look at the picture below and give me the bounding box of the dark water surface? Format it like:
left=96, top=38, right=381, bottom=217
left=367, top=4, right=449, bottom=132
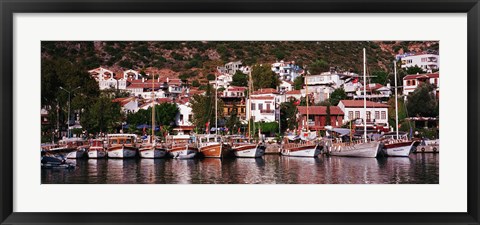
left=41, top=154, right=439, bottom=184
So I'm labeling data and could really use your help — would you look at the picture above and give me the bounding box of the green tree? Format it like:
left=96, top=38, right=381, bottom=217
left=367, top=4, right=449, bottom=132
left=225, top=104, right=242, bottom=134
left=280, top=99, right=298, bottom=133
left=308, top=59, right=329, bottom=75
left=329, top=88, right=347, bottom=106
left=293, top=76, right=304, bottom=90
left=81, top=96, right=122, bottom=133
left=190, top=84, right=224, bottom=132
left=371, top=70, right=389, bottom=85
left=192, top=80, right=201, bottom=87
left=251, top=64, right=279, bottom=90
left=406, top=83, right=439, bottom=117
left=388, top=97, right=408, bottom=130
left=405, top=65, right=426, bottom=75
left=154, top=103, right=179, bottom=127
left=231, top=71, right=248, bottom=87
left=206, top=73, right=216, bottom=81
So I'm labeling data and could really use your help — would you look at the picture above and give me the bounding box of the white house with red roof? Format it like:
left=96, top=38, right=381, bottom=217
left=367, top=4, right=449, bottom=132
left=285, top=89, right=303, bottom=101
left=112, top=97, right=139, bottom=114
left=222, top=86, right=247, bottom=98
left=246, top=88, right=281, bottom=122
left=338, top=100, right=389, bottom=127
left=278, top=80, right=293, bottom=93
left=402, top=72, right=439, bottom=98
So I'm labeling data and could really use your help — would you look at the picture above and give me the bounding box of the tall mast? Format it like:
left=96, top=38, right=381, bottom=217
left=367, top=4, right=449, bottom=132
left=363, top=48, right=367, bottom=142
left=305, top=69, right=309, bottom=132
left=215, top=72, right=218, bottom=136
left=248, top=71, right=252, bottom=139
left=151, top=75, right=155, bottom=143
left=394, top=60, right=399, bottom=139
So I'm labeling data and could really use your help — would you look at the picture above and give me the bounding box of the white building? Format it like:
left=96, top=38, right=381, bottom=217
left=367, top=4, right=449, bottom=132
left=118, top=69, right=140, bottom=90
left=353, top=83, right=392, bottom=102
left=305, top=70, right=359, bottom=103
left=246, top=95, right=277, bottom=123
left=338, top=100, right=389, bottom=127
left=271, top=60, right=302, bottom=81
left=112, top=97, right=139, bottom=114
left=246, top=88, right=281, bottom=122
left=401, top=53, right=440, bottom=72
left=402, top=72, right=439, bottom=98
left=175, top=103, right=194, bottom=126
left=88, top=67, right=119, bottom=90
left=278, top=80, right=293, bottom=93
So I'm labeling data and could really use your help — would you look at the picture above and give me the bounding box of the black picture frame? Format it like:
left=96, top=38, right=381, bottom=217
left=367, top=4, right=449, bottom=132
left=1, top=0, right=479, bottom=224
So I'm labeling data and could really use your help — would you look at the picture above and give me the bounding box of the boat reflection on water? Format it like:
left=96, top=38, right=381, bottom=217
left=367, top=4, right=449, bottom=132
left=105, top=159, right=137, bottom=184
left=138, top=159, right=168, bottom=183
left=195, top=158, right=223, bottom=183
left=227, top=158, right=265, bottom=184
left=382, top=157, right=413, bottom=184
left=322, top=156, right=380, bottom=184
left=86, top=159, right=107, bottom=183
left=168, top=159, right=196, bottom=184
left=279, top=156, right=322, bottom=184
left=41, top=154, right=439, bottom=184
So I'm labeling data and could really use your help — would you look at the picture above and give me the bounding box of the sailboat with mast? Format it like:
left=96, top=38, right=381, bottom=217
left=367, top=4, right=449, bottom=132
left=280, top=68, right=322, bottom=157
left=380, top=61, right=414, bottom=157
left=230, top=71, right=266, bottom=158
left=197, top=73, right=231, bottom=158
left=139, top=75, right=167, bottom=158
left=328, top=48, right=381, bottom=158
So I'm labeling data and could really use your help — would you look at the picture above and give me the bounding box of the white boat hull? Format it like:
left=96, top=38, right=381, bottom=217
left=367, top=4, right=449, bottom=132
left=88, top=150, right=106, bottom=159
left=66, top=150, right=86, bottom=159
left=384, top=141, right=414, bottom=157
left=281, top=144, right=321, bottom=157
left=139, top=148, right=167, bottom=158
left=168, top=146, right=198, bottom=159
left=329, top=141, right=380, bottom=158
left=107, top=146, right=137, bottom=159
left=233, top=144, right=265, bottom=158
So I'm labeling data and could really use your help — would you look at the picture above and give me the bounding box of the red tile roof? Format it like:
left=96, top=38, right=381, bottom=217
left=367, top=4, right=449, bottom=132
left=286, top=90, right=301, bottom=95
left=250, top=96, right=275, bottom=100
left=403, top=72, right=439, bottom=80
left=297, top=106, right=344, bottom=115
left=252, top=88, right=278, bottom=95
left=112, top=97, right=136, bottom=107
left=227, top=86, right=247, bottom=91
left=365, top=83, right=384, bottom=91
left=339, top=100, right=389, bottom=108
left=126, top=80, right=163, bottom=89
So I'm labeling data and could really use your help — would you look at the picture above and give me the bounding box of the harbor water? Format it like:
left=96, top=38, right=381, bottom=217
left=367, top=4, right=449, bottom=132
left=41, top=153, right=439, bottom=184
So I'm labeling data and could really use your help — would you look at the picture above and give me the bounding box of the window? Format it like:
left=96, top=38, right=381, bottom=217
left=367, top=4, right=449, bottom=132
left=348, top=111, right=353, bottom=120
left=180, top=114, right=184, bottom=121
left=355, top=111, right=360, bottom=119
left=259, top=103, right=263, bottom=110
left=188, top=115, right=192, bottom=121
left=412, top=80, right=416, bottom=85
left=366, top=111, right=371, bottom=121
left=375, top=111, right=380, bottom=120
left=251, top=103, right=256, bottom=110
left=266, top=104, right=271, bottom=111
left=381, top=111, right=386, bottom=120
left=241, top=108, right=245, bottom=113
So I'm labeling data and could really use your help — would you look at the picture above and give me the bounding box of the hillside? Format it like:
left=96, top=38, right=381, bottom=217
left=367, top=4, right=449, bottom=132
left=41, top=41, right=439, bottom=83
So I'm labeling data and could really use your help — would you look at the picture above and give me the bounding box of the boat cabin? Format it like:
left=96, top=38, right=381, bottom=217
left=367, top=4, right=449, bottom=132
left=107, top=134, right=137, bottom=147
